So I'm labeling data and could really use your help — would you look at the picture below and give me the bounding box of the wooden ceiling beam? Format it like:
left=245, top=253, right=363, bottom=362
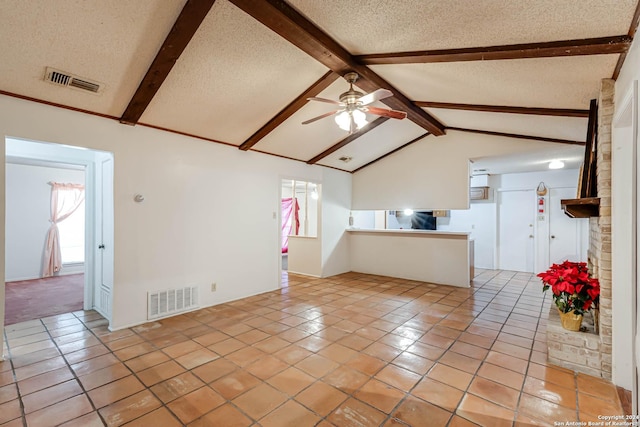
left=120, top=0, right=217, bottom=125
left=239, top=71, right=339, bottom=151
left=306, top=117, right=389, bottom=164
left=613, top=1, right=640, bottom=79
left=357, top=35, right=632, bottom=65
left=227, top=0, right=445, bottom=136
left=448, top=127, right=584, bottom=145
left=415, top=101, right=589, bottom=118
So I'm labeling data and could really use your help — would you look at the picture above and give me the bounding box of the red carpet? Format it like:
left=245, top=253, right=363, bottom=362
left=5, top=274, right=84, bottom=325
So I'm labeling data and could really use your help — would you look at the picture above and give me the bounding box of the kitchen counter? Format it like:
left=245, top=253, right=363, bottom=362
left=347, top=228, right=472, bottom=287
left=347, top=228, right=469, bottom=238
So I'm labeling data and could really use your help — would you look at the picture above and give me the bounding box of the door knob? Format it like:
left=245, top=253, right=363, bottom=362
left=98, top=244, right=105, bottom=249
left=551, top=235, right=556, bottom=239
left=529, top=235, right=534, bottom=238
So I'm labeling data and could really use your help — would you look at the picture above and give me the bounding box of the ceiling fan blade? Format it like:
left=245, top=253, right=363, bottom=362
left=307, top=97, right=342, bottom=106
left=301, top=110, right=339, bottom=125
left=359, top=88, right=393, bottom=105
left=365, top=106, right=407, bottom=120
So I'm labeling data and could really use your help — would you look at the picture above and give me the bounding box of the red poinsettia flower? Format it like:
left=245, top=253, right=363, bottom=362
left=538, top=260, right=600, bottom=315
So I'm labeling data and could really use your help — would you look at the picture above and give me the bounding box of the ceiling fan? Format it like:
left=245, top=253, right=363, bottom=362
left=302, top=72, right=407, bottom=133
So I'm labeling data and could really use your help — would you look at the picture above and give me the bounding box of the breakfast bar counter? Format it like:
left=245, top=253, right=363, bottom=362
left=347, top=229, right=472, bottom=287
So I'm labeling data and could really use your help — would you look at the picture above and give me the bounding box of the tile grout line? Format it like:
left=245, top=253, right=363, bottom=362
left=1, top=270, right=621, bottom=426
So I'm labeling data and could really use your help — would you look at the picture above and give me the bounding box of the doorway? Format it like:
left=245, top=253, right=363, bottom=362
left=4, top=137, right=114, bottom=326
left=5, top=160, right=86, bottom=324
left=279, top=178, right=321, bottom=281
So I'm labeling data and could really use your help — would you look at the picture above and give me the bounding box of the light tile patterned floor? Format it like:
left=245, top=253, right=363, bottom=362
left=0, top=270, right=624, bottom=426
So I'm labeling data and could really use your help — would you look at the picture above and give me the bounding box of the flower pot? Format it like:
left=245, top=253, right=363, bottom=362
left=558, top=309, right=583, bottom=331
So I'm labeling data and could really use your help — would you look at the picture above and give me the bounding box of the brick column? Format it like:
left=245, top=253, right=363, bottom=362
left=592, top=78, right=614, bottom=378
left=547, top=79, right=613, bottom=379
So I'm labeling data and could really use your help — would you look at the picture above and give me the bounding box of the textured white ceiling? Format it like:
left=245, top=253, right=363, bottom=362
left=371, top=55, right=618, bottom=109
left=0, top=0, right=187, bottom=116
left=139, top=0, right=329, bottom=145
left=0, top=0, right=634, bottom=174
left=317, top=119, right=427, bottom=171
left=289, top=0, right=637, bottom=54
left=426, top=108, right=589, bottom=142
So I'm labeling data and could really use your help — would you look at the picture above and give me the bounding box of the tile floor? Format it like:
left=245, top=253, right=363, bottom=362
left=0, top=269, right=625, bottom=426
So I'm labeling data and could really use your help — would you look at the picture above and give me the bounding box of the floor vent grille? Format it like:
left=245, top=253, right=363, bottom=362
left=147, top=286, right=198, bottom=320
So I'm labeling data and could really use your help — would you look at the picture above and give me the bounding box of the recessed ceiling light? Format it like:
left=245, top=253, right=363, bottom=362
left=549, top=160, right=565, bottom=169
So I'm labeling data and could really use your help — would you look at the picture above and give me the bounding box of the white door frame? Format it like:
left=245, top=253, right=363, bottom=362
left=4, top=138, right=114, bottom=325
left=612, top=80, right=638, bottom=404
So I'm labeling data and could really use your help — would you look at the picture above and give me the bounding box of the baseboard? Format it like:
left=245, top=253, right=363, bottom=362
left=107, top=286, right=281, bottom=332
left=6, top=267, right=85, bottom=283
left=286, top=270, right=321, bottom=278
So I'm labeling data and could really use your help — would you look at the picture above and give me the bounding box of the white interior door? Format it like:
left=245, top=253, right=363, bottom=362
left=94, top=157, right=114, bottom=319
left=549, top=187, right=586, bottom=264
left=498, top=190, right=535, bottom=272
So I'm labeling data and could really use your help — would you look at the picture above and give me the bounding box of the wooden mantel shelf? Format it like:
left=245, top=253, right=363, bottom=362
left=561, top=197, right=600, bottom=218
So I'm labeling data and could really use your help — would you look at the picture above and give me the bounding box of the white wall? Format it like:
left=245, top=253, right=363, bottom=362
left=320, top=170, right=351, bottom=277
left=438, top=201, right=496, bottom=269
left=0, top=95, right=351, bottom=336
left=5, top=163, right=84, bottom=281
left=493, top=168, right=579, bottom=190
left=0, top=140, right=4, bottom=360
left=352, top=130, right=574, bottom=210
left=613, top=33, right=640, bottom=392
left=351, top=210, right=375, bottom=229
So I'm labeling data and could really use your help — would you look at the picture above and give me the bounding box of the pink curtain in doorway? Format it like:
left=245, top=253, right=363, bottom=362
left=281, top=197, right=299, bottom=254
left=42, top=182, right=85, bottom=277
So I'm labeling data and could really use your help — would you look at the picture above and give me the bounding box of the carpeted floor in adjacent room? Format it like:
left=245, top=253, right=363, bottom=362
left=4, top=274, right=84, bottom=325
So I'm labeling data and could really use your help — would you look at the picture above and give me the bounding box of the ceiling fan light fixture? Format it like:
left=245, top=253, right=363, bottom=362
left=352, top=109, right=367, bottom=129
left=549, top=160, right=565, bottom=169
left=334, top=111, right=351, bottom=131
left=334, top=109, right=368, bottom=132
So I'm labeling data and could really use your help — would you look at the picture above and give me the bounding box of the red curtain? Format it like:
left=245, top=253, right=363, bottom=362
left=281, top=197, right=300, bottom=254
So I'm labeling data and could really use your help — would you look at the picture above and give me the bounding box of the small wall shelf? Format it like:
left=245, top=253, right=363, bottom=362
left=561, top=197, right=600, bottom=218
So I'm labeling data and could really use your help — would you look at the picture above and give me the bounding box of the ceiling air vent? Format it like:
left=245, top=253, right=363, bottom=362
left=44, top=67, right=103, bottom=94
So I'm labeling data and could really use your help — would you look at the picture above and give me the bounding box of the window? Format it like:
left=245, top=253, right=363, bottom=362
left=57, top=196, right=85, bottom=264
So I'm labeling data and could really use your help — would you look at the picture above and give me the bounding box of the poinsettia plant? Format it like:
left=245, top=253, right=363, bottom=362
left=538, top=260, right=600, bottom=315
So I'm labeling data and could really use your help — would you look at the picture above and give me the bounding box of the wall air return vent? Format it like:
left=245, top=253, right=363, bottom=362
left=147, top=286, right=199, bottom=320
left=44, top=67, right=103, bottom=94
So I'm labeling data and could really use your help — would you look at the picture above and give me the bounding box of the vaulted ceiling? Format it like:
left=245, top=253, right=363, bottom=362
left=1, top=0, right=638, bottom=174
